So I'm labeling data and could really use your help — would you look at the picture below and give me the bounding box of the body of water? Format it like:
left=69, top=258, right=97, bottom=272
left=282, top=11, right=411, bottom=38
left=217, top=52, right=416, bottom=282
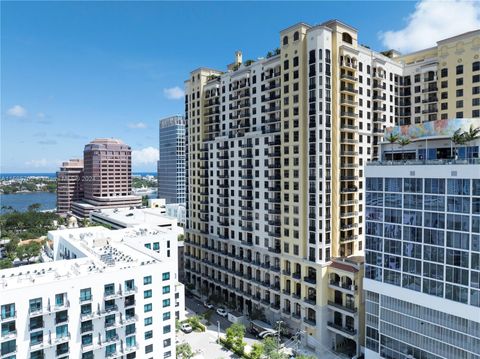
left=0, top=192, right=57, bottom=214
left=1, top=172, right=156, bottom=179
left=0, top=172, right=158, bottom=214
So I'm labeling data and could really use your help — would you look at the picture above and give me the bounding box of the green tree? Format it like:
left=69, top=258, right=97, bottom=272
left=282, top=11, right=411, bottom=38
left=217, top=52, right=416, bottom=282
left=397, top=137, right=411, bottom=161
left=451, top=128, right=467, bottom=159
left=177, top=234, right=185, bottom=242
left=249, top=342, right=264, bottom=359
left=24, top=241, right=42, bottom=263
left=5, top=238, right=19, bottom=260
left=187, top=315, right=201, bottom=330
left=385, top=133, right=399, bottom=161
left=176, top=343, right=194, bottom=359
left=27, top=203, right=42, bottom=212
left=463, top=125, right=480, bottom=158
left=142, top=195, right=149, bottom=207
left=225, top=323, right=246, bottom=353
left=262, top=337, right=288, bottom=359
left=0, top=259, right=13, bottom=269
left=15, top=245, right=27, bottom=262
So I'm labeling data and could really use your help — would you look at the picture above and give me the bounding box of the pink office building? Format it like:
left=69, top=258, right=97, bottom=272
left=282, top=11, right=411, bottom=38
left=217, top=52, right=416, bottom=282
left=58, top=138, right=141, bottom=217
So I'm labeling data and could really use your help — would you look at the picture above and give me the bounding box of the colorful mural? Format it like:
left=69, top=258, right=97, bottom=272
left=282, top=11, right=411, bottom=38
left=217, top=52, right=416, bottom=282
left=384, top=118, right=480, bottom=140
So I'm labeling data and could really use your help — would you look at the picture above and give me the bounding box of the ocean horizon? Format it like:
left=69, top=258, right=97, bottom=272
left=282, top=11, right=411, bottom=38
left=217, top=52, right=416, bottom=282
left=1, top=172, right=157, bottom=179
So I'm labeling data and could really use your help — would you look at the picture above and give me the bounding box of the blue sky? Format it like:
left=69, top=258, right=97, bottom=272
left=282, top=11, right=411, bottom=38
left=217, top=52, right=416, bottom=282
left=2, top=1, right=480, bottom=172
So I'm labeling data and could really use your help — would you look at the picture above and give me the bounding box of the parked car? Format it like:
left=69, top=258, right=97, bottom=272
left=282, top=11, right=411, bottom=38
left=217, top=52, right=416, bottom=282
left=203, top=302, right=214, bottom=309
left=257, top=330, right=277, bottom=339
left=216, top=308, right=228, bottom=317
left=181, top=323, right=193, bottom=333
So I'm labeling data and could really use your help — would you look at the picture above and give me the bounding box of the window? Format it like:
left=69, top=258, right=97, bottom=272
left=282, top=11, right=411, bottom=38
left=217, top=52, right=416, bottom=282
left=143, top=276, right=152, bottom=285
left=282, top=36, right=288, bottom=46
left=104, top=283, right=115, bottom=296
left=164, top=338, right=171, bottom=347
left=125, top=279, right=135, bottom=292
left=163, top=325, right=171, bottom=334
left=55, top=293, right=65, bottom=307
left=125, top=335, right=136, bottom=348
left=293, top=31, right=299, bottom=41
left=153, top=242, right=160, bottom=251
left=342, top=32, right=353, bottom=44
left=163, top=299, right=171, bottom=308
left=29, top=298, right=42, bottom=314
left=163, top=312, right=171, bottom=320
left=162, top=285, right=170, bottom=294
left=474, top=61, right=480, bottom=72
left=80, top=288, right=92, bottom=302
left=145, top=330, right=153, bottom=340
left=145, top=344, right=153, bottom=354
left=456, top=65, right=463, bottom=75
left=126, top=323, right=136, bottom=335
left=441, top=68, right=448, bottom=77
left=144, top=290, right=152, bottom=299
left=144, top=304, right=152, bottom=312
left=56, top=324, right=68, bottom=338
left=144, top=317, right=153, bottom=326
left=1, top=339, right=16, bottom=356
left=162, top=272, right=170, bottom=281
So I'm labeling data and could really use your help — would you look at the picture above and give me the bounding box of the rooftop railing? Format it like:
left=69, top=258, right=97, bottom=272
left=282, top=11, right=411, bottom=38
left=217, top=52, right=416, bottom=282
left=368, top=158, right=480, bottom=166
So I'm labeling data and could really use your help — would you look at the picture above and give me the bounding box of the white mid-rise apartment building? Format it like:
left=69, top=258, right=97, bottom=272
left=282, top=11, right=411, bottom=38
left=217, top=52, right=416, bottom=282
left=364, top=118, right=480, bottom=359
left=0, top=225, right=184, bottom=359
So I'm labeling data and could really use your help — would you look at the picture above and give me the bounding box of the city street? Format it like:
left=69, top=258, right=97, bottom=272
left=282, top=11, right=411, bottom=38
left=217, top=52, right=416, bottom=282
left=181, top=297, right=342, bottom=359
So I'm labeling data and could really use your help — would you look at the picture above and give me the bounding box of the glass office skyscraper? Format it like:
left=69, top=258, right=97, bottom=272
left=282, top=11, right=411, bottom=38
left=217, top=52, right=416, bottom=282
left=158, top=115, right=185, bottom=204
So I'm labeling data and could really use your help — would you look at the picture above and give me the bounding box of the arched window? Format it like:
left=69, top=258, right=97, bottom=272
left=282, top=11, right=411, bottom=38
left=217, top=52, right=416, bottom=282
left=342, top=32, right=353, bottom=44
left=283, top=36, right=288, bottom=46
left=293, top=31, right=299, bottom=41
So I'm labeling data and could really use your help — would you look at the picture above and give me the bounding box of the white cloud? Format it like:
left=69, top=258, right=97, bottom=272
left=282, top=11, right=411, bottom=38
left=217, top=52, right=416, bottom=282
left=380, top=0, right=480, bottom=53
left=7, top=105, right=27, bottom=118
left=132, top=147, right=158, bottom=165
left=128, top=122, right=147, bottom=129
left=37, top=112, right=46, bottom=118
left=163, top=86, right=184, bottom=100
left=25, top=158, right=61, bottom=168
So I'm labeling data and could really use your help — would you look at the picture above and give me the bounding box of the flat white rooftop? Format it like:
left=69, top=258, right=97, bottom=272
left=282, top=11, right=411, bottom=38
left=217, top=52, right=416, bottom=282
left=0, top=225, right=172, bottom=291
left=91, top=207, right=183, bottom=235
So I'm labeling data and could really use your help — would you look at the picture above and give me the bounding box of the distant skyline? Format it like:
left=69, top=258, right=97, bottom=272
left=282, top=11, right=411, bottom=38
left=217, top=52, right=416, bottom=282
left=2, top=0, right=480, bottom=172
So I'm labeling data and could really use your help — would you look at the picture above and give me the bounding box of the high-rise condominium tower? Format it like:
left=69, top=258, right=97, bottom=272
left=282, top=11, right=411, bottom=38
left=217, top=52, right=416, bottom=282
left=184, top=19, right=480, bottom=354
left=364, top=118, right=479, bottom=359
left=56, top=159, right=84, bottom=214
left=157, top=116, right=186, bottom=204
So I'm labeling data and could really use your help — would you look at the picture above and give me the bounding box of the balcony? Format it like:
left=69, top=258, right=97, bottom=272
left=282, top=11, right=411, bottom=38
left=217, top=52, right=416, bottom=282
left=340, top=124, right=358, bottom=131
left=340, top=111, right=357, bottom=119
left=303, top=317, right=316, bottom=326
left=327, top=321, right=357, bottom=337
left=340, top=74, right=357, bottom=82
left=304, top=276, right=316, bottom=285
left=124, top=286, right=137, bottom=295
left=340, top=86, right=358, bottom=94
left=328, top=300, right=357, bottom=314
left=329, top=280, right=357, bottom=292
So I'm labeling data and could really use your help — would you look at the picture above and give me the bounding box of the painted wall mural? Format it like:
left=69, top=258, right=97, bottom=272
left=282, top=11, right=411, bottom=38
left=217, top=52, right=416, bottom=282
left=384, top=118, right=480, bottom=140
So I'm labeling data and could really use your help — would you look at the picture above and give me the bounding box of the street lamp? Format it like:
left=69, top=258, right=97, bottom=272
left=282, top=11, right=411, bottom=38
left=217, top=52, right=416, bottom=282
left=276, top=320, right=284, bottom=349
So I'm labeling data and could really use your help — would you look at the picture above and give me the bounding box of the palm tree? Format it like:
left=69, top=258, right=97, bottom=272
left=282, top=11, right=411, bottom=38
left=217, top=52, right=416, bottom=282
left=451, top=128, right=467, bottom=160
left=385, top=133, right=399, bottom=162
left=397, top=137, right=411, bottom=161
left=462, top=125, right=480, bottom=159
